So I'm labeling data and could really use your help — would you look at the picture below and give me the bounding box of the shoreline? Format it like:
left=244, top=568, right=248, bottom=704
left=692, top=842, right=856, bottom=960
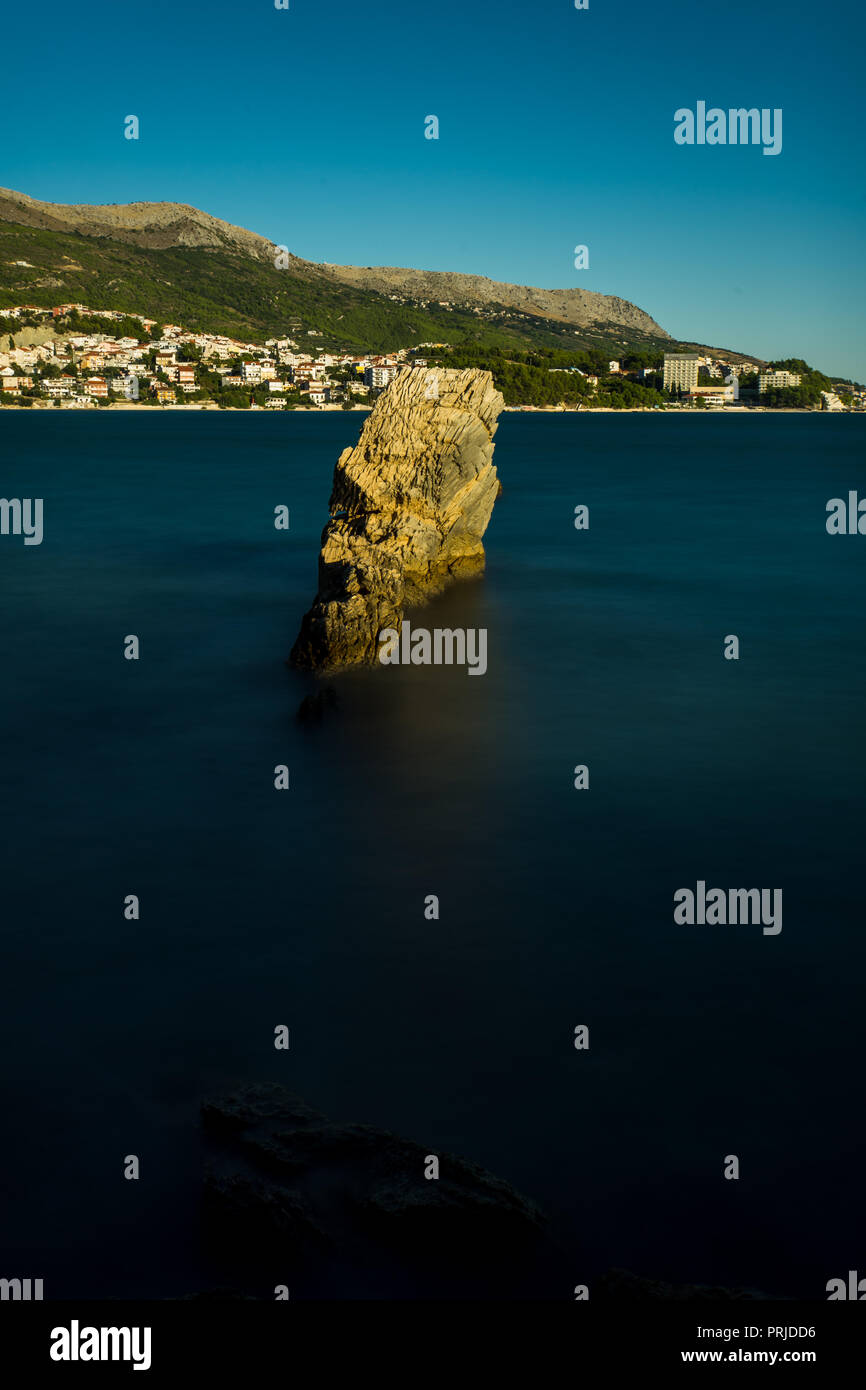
left=0, top=403, right=843, bottom=416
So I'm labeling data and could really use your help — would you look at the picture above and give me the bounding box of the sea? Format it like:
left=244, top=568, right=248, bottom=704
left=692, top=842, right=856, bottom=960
left=1, top=410, right=863, bottom=1299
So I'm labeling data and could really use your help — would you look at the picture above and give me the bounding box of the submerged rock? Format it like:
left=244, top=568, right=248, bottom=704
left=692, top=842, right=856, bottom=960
left=195, top=1086, right=785, bottom=1299
left=289, top=367, right=504, bottom=673
left=295, top=685, right=339, bottom=723
left=200, top=1083, right=546, bottom=1288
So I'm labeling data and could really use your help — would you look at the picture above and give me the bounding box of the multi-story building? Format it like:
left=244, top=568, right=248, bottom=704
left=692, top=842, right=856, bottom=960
left=663, top=353, right=700, bottom=392
left=758, top=371, right=802, bottom=392
left=44, top=378, right=76, bottom=398
left=365, top=365, right=400, bottom=389
left=689, top=384, right=736, bottom=406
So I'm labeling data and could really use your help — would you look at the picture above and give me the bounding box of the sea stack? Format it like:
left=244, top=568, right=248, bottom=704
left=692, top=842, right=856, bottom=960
left=290, top=366, right=505, bottom=673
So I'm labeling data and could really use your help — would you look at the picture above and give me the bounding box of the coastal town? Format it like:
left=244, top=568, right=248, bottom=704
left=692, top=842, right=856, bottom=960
left=0, top=302, right=404, bottom=410
left=0, top=302, right=861, bottom=411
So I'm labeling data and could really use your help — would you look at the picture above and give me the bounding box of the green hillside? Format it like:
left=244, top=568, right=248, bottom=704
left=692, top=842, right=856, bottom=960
left=0, top=220, right=669, bottom=356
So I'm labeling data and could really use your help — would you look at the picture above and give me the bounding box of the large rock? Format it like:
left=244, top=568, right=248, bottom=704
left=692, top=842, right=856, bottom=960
left=200, top=1083, right=547, bottom=1296
left=290, top=366, right=504, bottom=672
left=196, top=1087, right=783, bottom=1299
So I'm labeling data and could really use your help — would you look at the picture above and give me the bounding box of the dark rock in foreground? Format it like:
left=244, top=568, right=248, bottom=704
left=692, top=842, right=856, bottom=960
left=200, top=1083, right=547, bottom=1296
left=197, top=1085, right=784, bottom=1300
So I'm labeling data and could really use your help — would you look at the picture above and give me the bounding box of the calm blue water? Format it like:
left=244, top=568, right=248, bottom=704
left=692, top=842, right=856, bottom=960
left=1, top=411, right=863, bottom=1299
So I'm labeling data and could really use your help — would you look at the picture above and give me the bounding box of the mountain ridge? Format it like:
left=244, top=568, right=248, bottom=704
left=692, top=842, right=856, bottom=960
left=0, top=186, right=669, bottom=342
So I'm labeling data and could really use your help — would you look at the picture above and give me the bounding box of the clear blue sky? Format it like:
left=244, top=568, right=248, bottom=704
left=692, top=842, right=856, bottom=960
left=4, top=0, right=864, bottom=378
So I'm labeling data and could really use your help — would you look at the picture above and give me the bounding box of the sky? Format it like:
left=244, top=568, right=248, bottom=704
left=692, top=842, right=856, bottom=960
left=3, top=0, right=864, bottom=378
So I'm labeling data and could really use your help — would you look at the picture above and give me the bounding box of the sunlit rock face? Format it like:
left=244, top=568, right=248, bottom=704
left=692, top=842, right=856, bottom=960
left=289, top=367, right=504, bottom=673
